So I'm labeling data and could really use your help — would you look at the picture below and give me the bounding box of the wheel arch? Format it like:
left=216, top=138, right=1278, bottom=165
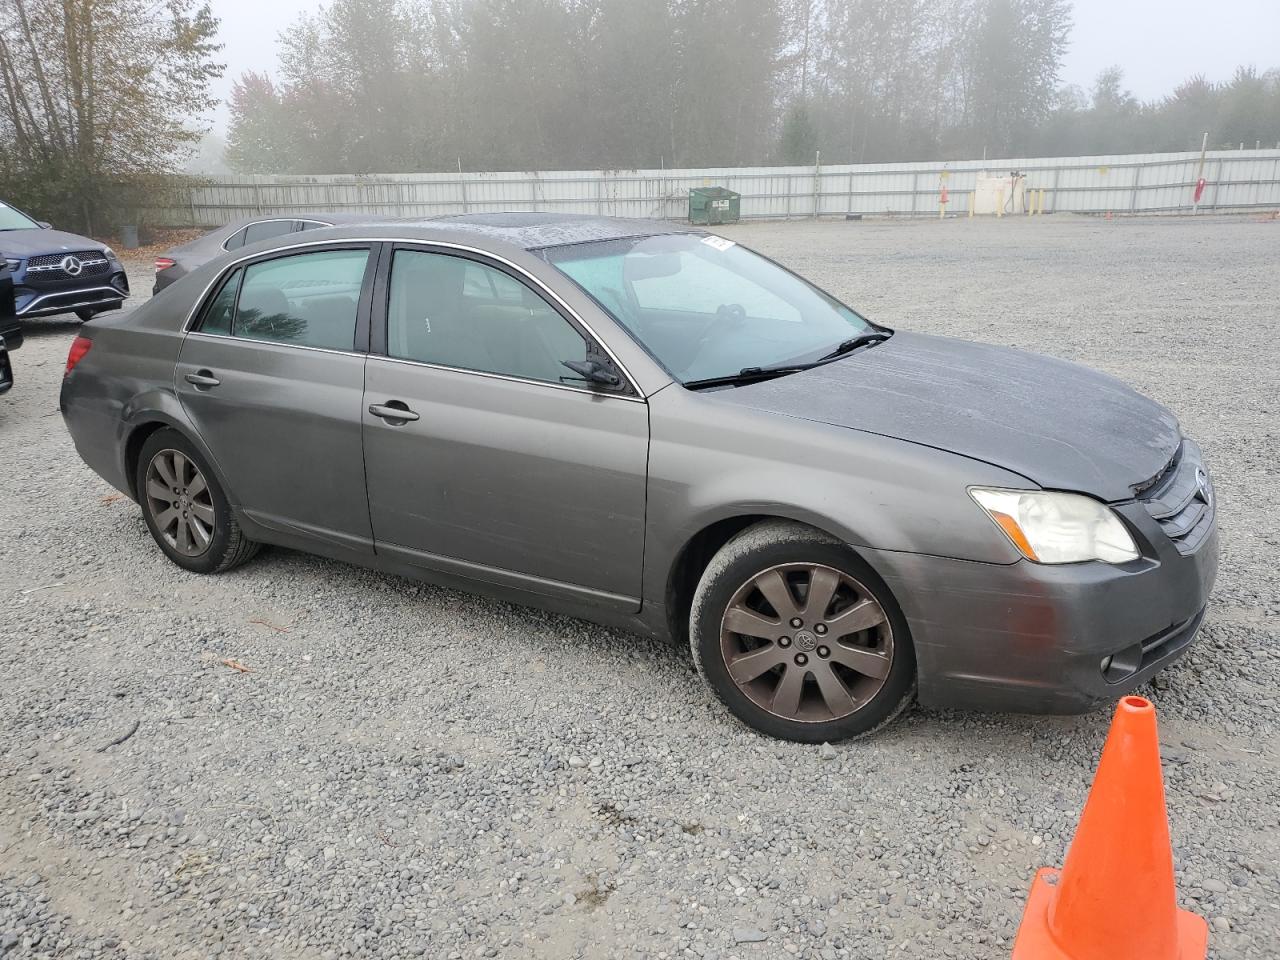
left=120, top=402, right=234, bottom=507
left=663, top=511, right=873, bottom=648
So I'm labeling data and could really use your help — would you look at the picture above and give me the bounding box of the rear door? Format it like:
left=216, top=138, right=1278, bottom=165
left=175, top=243, right=378, bottom=552
left=361, top=245, right=649, bottom=608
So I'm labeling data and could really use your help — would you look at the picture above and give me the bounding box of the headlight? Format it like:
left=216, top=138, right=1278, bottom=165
left=4, top=258, right=19, bottom=272
left=102, top=246, right=117, bottom=260
left=969, top=488, right=1139, bottom=564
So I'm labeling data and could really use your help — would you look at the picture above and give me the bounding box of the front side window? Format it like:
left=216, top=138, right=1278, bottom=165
left=196, top=249, right=368, bottom=350
left=387, top=250, right=588, bottom=385
left=544, top=234, right=872, bottom=384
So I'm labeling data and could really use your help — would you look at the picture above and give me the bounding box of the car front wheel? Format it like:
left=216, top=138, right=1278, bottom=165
left=135, top=428, right=260, bottom=573
left=690, top=520, right=916, bottom=742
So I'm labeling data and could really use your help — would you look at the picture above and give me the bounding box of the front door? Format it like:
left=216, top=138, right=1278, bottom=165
left=362, top=246, right=648, bottom=609
left=175, top=244, right=375, bottom=551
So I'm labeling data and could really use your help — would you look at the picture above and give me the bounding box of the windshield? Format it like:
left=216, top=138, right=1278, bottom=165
left=0, top=202, right=39, bottom=231
left=543, top=233, right=874, bottom=384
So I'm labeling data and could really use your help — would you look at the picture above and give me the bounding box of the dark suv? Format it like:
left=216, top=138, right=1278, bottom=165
left=1, top=199, right=129, bottom=345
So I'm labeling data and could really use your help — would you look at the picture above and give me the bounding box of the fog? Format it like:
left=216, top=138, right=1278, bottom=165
left=206, top=0, right=1280, bottom=135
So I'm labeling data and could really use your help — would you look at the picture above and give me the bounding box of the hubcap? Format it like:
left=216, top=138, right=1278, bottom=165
left=144, top=449, right=214, bottom=557
left=719, top=562, right=893, bottom=723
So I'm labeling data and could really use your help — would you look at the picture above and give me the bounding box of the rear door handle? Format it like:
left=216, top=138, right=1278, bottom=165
left=184, top=370, right=221, bottom=388
left=368, top=401, right=419, bottom=423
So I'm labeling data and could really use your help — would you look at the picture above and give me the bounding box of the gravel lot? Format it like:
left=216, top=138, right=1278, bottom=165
left=2, top=215, right=1278, bottom=959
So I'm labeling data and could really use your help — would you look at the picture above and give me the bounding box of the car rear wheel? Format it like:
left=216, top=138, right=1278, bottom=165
left=690, top=520, right=916, bottom=742
left=135, top=428, right=260, bottom=574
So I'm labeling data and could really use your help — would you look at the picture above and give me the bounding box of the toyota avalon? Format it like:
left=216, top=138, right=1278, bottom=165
left=60, top=213, right=1217, bottom=742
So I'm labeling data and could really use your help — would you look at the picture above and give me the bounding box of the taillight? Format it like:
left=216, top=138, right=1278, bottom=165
left=65, top=336, right=92, bottom=377
left=155, top=257, right=176, bottom=272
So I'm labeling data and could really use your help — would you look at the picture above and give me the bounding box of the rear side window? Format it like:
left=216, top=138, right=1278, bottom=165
left=223, top=228, right=248, bottom=251
left=296, top=220, right=329, bottom=233
left=243, top=219, right=299, bottom=246
left=194, top=249, right=369, bottom=350
left=235, top=249, right=369, bottom=350
left=198, top=267, right=242, bottom=335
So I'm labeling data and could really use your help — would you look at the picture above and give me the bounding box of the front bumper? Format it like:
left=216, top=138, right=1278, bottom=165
left=13, top=268, right=129, bottom=319
left=865, top=501, right=1219, bottom=714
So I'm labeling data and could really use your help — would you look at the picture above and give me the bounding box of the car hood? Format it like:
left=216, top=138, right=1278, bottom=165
left=0, top=228, right=108, bottom=257
left=713, top=331, right=1181, bottom=502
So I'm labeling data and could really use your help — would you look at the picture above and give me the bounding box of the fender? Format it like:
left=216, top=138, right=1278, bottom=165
left=641, top=388, right=1034, bottom=609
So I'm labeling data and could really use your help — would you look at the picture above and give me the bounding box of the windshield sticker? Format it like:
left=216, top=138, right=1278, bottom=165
left=701, top=235, right=735, bottom=252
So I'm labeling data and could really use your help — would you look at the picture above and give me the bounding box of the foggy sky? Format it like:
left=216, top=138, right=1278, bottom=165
left=202, top=0, right=1280, bottom=133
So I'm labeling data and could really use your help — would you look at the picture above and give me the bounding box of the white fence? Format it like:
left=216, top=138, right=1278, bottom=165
left=150, top=149, right=1280, bottom=226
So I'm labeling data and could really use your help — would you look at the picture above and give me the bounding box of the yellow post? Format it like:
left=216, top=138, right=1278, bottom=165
left=1039, top=188, right=1046, bottom=214
left=1026, top=187, right=1033, bottom=216
left=969, top=192, right=975, bottom=218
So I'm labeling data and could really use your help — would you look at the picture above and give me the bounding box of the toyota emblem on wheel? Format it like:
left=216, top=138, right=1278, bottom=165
left=61, top=255, right=84, bottom=276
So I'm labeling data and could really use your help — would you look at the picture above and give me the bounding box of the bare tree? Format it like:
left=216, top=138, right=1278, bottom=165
left=0, top=0, right=222, bottom=231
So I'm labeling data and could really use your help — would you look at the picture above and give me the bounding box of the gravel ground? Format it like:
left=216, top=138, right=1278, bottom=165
left=2, top=215, right=1277, bottom=959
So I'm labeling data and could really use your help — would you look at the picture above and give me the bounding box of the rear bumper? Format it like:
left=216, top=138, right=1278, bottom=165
left=863, top=506, right=1219, bottom=714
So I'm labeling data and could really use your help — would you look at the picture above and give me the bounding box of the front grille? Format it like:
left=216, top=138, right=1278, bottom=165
left=24, top=250, right=112, bottom=285
left=1137, top=443, right=1214, bottom=555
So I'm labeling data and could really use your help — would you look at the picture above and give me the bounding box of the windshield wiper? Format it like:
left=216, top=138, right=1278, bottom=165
left=683, top=365, right=811, bottom=391
left=816, top=330, right=892, bottom=362
left=683, top=330, right=894, bottom=391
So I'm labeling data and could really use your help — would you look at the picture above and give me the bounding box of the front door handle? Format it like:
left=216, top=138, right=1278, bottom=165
left=185, top=370, right=221, bottom=388
left=368, top=401, right=420, bottom=423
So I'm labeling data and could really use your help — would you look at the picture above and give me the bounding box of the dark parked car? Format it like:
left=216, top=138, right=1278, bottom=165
left=0, top=259, right=17, bottom=349
left=61, top=213, right=1218, bottom=742
left=0, top=336, right=12, bottom=394
left=153, top=212, right=376, bottom=294
left=0, top=200, right=129, bottom=335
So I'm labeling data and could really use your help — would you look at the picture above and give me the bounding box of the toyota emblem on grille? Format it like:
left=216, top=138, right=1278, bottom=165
left=1195, top=467, right=1211, bottom=505
left=61, top=255, right=84, bottom=276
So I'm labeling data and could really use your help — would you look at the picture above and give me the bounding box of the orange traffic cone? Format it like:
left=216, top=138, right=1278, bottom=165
left=1011, top=696, right=1207, bottom=960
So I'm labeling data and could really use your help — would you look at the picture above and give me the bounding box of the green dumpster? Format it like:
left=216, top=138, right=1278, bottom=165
left=689, top=186, right=741, bottom=225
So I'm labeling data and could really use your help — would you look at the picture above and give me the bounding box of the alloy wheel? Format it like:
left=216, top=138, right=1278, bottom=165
left=144, top=449, right=215, bottom=557
left=719, top=562, right=893, bottom=723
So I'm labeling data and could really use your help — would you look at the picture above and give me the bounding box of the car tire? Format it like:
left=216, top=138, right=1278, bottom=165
left=690, top=519, right=916, bottom=742
left=75, top=308, right=95, bottom=322
left=135, top=428, right=260, bottom=574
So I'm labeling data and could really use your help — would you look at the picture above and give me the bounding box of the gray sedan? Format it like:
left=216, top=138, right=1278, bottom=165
left=61, top=213, right=1218, bottom=741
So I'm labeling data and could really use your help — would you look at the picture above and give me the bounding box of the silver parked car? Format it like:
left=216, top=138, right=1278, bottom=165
left=151, top=212, right=376, bottom=294
left=61, top=213, right=1218, bottom=741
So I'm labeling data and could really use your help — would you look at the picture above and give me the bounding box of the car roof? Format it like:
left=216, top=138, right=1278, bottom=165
left=213, top=213, right=703, bottom=260
left=223, top=211, right=373, bottom=231
left=414, top=212, right=701, bottom=250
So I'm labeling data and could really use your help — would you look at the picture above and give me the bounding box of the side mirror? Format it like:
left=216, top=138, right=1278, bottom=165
left=37, top=221, right=52, bottom=229
left=561, top=358, right=621, bottom=388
